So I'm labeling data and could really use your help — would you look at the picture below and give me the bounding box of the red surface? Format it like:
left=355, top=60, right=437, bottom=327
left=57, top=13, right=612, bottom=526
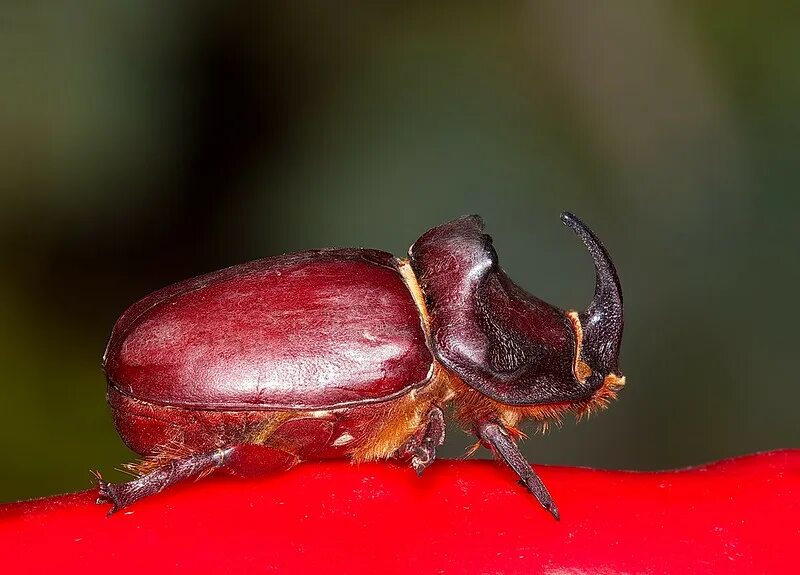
left=104, top=249, right=432, bottom=410
left=2, top=451, right=798, bottom=574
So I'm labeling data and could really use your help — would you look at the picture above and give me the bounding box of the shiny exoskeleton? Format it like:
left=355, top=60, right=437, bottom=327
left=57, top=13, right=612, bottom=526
left=95, top=213, right=624, bottom=519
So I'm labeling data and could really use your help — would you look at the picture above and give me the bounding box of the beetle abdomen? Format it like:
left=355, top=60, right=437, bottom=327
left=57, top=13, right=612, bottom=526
left=108, top=369, right=448, bottom=464
left=103, top=249, right=434, bottom=411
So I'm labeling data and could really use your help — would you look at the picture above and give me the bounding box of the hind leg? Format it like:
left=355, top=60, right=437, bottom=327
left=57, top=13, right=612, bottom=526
left=95, top=444, right=297, bottom=515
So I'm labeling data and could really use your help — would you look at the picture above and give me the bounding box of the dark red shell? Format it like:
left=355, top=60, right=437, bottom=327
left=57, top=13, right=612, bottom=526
left=103, top=249, right=433, bottom=410
left=409, top=216, right=586, bottom=406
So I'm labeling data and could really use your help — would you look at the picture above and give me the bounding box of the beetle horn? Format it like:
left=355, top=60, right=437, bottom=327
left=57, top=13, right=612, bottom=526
left=560, top=212, right=624, bottom=375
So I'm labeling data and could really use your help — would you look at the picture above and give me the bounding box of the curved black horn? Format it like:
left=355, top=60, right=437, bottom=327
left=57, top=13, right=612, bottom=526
left=560, top=211, right=624, bottom=374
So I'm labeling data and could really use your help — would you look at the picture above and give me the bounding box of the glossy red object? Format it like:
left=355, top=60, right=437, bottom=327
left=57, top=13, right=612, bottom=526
left=104, top=249, right=432, bottom=409
left=2, top=451, right=798, bottom=574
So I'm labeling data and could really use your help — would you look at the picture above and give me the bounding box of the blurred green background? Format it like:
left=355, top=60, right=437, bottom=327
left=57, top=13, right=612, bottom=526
left=1, top=2, right=798, bottom=502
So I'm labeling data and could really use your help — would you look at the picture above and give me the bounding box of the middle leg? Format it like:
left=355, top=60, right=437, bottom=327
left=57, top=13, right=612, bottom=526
left=398, top=406, right=445, bottom=475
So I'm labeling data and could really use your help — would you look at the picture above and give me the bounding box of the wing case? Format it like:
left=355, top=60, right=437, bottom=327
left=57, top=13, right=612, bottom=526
left=104, top=249, right=433, bottom=410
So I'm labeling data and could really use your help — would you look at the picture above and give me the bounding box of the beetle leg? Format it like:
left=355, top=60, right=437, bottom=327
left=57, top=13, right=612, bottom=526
left=477, top=421, right=560, bottom=521
left=95, top=448, right=233, bottom=515
left=96, top=444, right=299, bottom=515
left=399, top=406, right=445, bottom=476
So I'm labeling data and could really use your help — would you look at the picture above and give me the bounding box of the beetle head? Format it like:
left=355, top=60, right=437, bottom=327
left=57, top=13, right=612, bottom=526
left=560, top=212, right=624, bottom=391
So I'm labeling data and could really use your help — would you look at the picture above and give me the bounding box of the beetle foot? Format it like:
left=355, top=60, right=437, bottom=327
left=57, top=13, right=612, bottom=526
left=96, top=487, right=120, bottom=516
left=411, top=447, right=435, bottom=476
left=91, top=470, right=122, bottom=515
left=407, top=406, right=445, bottom=476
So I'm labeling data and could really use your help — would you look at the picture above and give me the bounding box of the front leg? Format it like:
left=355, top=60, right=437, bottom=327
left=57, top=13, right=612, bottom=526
left=398, top=406, right=445, bottom=475
left=478, top=421, right=560, bottom=521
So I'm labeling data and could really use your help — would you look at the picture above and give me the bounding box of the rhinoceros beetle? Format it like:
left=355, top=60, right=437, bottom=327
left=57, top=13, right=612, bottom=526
left=95, top=212, right=624, bottom=520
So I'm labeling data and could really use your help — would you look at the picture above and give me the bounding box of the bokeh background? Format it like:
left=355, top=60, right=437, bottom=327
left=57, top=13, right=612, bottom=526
left=2, top=2, right=798, bottom=502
